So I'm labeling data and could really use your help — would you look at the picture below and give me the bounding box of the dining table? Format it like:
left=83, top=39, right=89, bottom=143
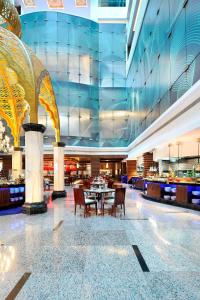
left=84, top=188, right=115, bottom=214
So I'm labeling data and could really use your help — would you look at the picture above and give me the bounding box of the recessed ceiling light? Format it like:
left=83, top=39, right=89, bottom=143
left=47, top=0, right=64, bottom=9
left=22, top=0, right=36, bottom=7
left=75, top=0, right=87, bottom=7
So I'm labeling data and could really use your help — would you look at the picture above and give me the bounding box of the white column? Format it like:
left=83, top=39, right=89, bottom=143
left=12, top=148, right=23, bottom=180
left=22, top=123, right=47, bottom=214
left=52, top=142, right=66, bottom=200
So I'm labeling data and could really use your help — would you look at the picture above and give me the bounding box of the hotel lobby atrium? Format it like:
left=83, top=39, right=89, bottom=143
left=0, top=0, right=200, bottom=299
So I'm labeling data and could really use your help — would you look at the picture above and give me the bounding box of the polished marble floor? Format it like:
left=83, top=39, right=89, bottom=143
left=1, top=186, right=200, bottom=299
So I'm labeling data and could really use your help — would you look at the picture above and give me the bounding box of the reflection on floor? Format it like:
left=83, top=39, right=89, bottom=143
left=1, top=187, right=200, bottom=299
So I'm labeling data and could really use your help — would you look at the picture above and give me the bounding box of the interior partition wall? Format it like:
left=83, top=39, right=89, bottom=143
left=21, top=12, right=129, bottom=147
left=127, top=0, right=200, bottom=144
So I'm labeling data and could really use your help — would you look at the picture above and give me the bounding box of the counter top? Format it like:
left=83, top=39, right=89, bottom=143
left=145, top=179, right=200, bottom=186
left=0, top=183, right=25, bottom=188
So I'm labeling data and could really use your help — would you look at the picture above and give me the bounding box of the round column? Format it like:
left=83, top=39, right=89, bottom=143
left=12, top=147, right=23, bottom=180
left=52, top=142, right=66, bottom=200
left=22, top=123, right=47, bottom=215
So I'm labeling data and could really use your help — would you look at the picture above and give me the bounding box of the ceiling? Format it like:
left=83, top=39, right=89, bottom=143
left=171, top=128, right=200, bottom=144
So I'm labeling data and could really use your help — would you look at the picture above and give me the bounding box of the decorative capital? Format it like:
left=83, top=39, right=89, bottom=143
left=53, top=142, right=65, bottom=147
left=23, top=123, right=46, bottom=133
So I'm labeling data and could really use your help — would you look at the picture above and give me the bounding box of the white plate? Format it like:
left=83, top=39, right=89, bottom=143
left=192, top=199, right=200, bottom=204
left=192, top=191, right=200, bottom=196
left=164, top=187, right=171, bottom=192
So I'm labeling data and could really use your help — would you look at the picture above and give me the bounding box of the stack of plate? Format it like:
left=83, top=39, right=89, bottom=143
left=192, top=199, right=200, bottom=205
left=164, top=187, right=171, bottom=192
left=192, top=191, right=200, bottom=196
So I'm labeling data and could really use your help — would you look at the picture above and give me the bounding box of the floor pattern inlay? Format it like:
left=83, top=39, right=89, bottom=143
left=132, top=245, right=150, bottom=272
left=52, top=220, right=64, bottom=231
left=5, top=272, right=31, bottom=300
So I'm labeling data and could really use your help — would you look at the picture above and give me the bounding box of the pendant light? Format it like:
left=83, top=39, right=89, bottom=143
left=176, top=142, right=181, bottom=177
left=168, top=144, right=171, bottom=170
left=196, top=138, right=200, bottom=171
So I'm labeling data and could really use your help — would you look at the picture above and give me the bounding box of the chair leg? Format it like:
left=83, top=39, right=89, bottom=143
left=123, top=204, right=125, bottom=215
left=111, top=205, right=116, bottom=217
left=95, top=203, right=97, bottom=215
left=121, top=204, right=122, bottom=209
left=84, top=206, right=86, bottom=218
left=74, top=204, right=76, bottom=215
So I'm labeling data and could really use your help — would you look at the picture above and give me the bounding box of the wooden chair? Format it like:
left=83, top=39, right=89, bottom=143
left=107, top=180, right=114, bottom=188
left=113, top=184, right=123, bottom=189
left=83, top=180, right=91, bottom=189
left=103, top=187, right=126, bottom=217
left=73, top=188, right=97, bottom=217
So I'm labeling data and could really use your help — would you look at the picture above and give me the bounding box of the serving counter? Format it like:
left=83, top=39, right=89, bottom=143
left=0, top=184, right=25, bottom=209
left=142, top=180, right=200, bottom=211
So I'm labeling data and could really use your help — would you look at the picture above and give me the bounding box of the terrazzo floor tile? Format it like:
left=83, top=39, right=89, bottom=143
left=0, top=272, right=24, bottom=300
left=144, top=271, right=200, bottom=300
left=16, top=272, right=83, bottom=300
left=84, top=245, right=145, bottom=288
left=81, top=283, right=153, bottom=300
left=25, top=245, right=88, bottom=273
left=1, top=187, right=200, bottom=299
left=89, top=230, right=130, bottom=246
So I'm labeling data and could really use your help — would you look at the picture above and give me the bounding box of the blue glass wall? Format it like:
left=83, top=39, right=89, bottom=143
left=127, top=0, right=200, bottom=143
left=99, top=24, right=128, bottom=147
left=98, top=0, right=126, bottom=7
left=21, top=12, right=128, bottom=147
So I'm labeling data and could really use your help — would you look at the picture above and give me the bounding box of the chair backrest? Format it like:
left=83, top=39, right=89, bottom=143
left=73, top=188, right=85, bottom=205
left=114, top=188, right=126, bottom=205
left=83, top=180, right=91, bottom=189
left=107, top=180, right=114, bottom=188
left=114, top=184, right=123, bottom=189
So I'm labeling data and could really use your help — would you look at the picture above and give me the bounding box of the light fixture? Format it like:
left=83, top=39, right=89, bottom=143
left=22, top=0, right=36, bottom=7
left=168, top=143, right=171, bottom=171
left=75, top=0, right=87, bottom=7
left=47, top=0, right=64, bottom=9
left=176, top=142, right=181, bottom=177
left=196, top=138, right=200, bottom=171
left=0, top=120, right=13, bottom=153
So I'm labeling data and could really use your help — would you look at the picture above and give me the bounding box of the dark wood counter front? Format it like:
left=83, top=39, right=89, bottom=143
left=0, top=184, right=25, bottom=209
left=134, top=179, right=145, bottom=190
left=147, top=183, right=161, bottom=200
left=142, top=180, right=200, bottom=211
left=176, top=185, right=188, bottom=204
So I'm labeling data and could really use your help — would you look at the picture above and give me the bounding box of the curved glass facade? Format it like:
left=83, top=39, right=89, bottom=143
left=20, top=1, right=200, bottom=148
left=127, top=0, right=200, bottom=142
left=21, top=12, right=128, bottom=147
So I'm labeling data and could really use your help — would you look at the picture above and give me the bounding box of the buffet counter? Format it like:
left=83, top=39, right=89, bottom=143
left=142, top=179, right=200, bottom=211
left=129, top=177, right=145, bottom=190
left=0, top=184, right=25, bottom=209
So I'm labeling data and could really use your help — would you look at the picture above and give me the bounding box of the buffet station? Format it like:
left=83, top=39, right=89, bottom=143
left=140, top=178, right=200, bottom=211
left=0, top=181, right=25, bottom=209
